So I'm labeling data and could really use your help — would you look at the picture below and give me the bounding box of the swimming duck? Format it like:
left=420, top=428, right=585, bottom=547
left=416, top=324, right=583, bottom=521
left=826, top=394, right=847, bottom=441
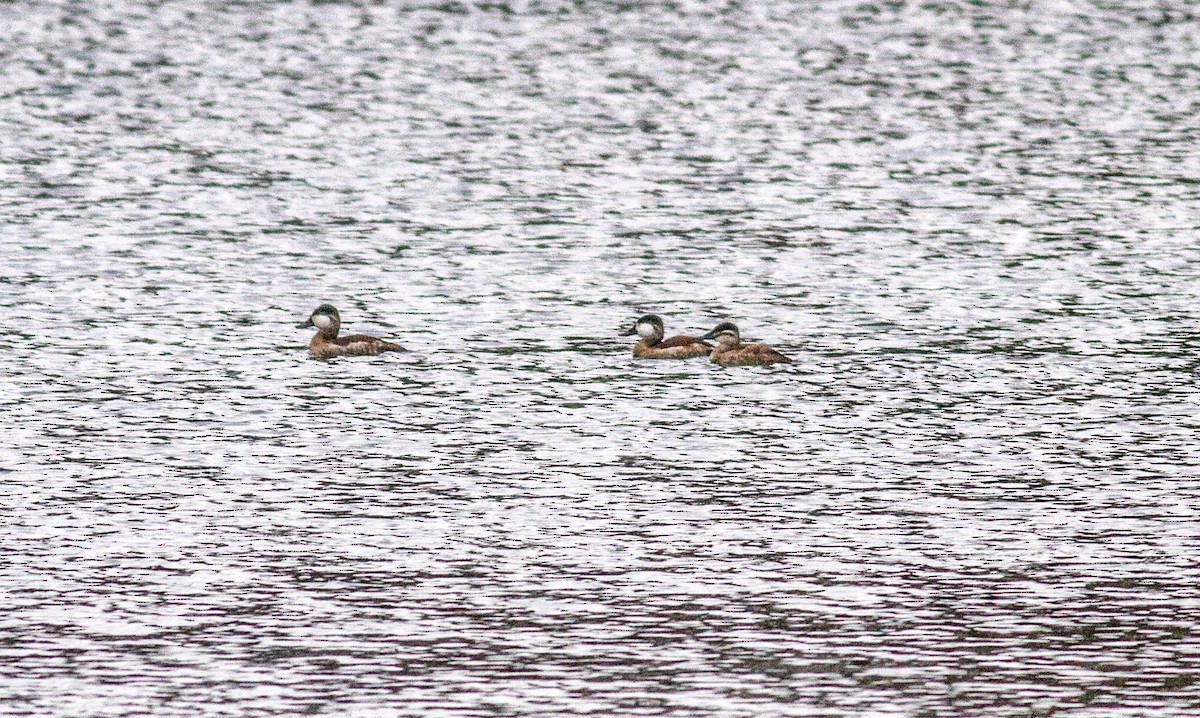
left=620, top=314, right=712, bottom=359
left=297, top=304, right=405, bottom=359
left=701, top=322, right=791, bottom=367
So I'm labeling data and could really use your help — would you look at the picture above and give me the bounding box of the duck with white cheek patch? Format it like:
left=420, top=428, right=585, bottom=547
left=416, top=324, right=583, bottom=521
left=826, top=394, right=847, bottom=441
left=619, top=314, right=712, bottom=359
left=700, top=322, right=791, bottom=367
left=298, top=304, right=405, bottom=359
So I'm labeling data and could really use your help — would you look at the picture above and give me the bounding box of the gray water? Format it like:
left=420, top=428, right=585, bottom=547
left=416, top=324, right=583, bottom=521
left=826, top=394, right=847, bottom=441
left=3, top=1, right=1200, bottom=716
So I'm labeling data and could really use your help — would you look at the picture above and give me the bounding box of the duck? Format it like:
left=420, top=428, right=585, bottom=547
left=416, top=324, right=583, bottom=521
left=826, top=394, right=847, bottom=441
left=701, top=322, right=791, bottom=367
left=620, top=314, right=712, bottom=359
left=297, top=304, right=405, bottom=359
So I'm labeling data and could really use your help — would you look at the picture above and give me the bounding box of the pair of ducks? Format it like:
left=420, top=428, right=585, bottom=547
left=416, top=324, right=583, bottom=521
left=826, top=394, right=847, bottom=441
left=298, top=305, right=792, bottom=367
left=620, top=314, right=791, bottom=367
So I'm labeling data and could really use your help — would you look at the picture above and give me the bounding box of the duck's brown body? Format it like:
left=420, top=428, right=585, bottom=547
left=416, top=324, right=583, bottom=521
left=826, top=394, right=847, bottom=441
left=308, top=333, right=405, bottom=359
left=299, top=304, right=404, bottom=359
left=709, top=342, right=791, bottom=367
left=633, top=334, right=712, bottom=359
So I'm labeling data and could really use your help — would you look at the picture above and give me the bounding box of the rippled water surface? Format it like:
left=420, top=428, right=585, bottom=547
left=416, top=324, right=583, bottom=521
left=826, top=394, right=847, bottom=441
left=4, top=1, right=1200, bottom=715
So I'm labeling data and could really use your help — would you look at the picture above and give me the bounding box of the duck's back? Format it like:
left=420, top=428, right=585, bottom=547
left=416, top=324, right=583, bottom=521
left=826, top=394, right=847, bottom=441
left=712, top=342, right=791, bottom=367
left=634, top=334, right=712, bottom=359
left=310, top=334, right=404, bottom=358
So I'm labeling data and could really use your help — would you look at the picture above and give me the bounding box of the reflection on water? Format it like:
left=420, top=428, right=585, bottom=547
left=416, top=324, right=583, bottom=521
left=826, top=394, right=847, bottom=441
left=2, top=1, right=1199, bottom=715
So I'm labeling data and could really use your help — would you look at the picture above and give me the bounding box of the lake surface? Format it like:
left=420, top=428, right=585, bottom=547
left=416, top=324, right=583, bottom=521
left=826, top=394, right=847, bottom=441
left=2, top=1, right=1199, bottom=715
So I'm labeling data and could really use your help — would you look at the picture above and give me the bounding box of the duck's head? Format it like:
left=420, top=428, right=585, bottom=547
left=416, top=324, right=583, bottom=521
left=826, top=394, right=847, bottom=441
left=620, top=314, right=665, bottom=343
left=701, top=322, right=740, bottom=347
left=298, top=304, right=341, bottom=334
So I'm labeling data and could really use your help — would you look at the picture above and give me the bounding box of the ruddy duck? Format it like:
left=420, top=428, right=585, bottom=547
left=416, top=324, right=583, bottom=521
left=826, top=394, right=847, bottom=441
left=701, top=322, right=792, bottom=367
left=620, top=314, right=712, bottom=359
left=298, top=304, right=405, bottom=359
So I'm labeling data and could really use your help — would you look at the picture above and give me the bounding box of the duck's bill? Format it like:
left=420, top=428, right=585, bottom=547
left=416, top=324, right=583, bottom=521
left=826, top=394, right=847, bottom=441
left=297, top=318, right=314, bottom=328
left=700, top=331, right=716, bottom=340
left=619, top=326, right=638, bottom=336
